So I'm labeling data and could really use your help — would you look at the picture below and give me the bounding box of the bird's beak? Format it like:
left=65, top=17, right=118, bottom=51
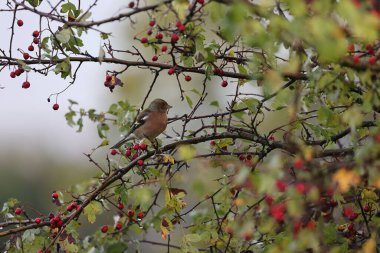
left=168, top=104, right=173, bottom=109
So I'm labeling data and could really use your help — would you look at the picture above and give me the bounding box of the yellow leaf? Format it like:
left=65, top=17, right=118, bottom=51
left=160, top=217, right=172, bottom=240
left=234, top=198, right=246, bottom=206
left=83, top=201, right=103, bottom=224
left=163, top=154, right=175, bottom=165
left=361, top=188, right=379, bottom=201
left=359, top=234, right=376, bottom=253
left=333, top=168, right=360, bottom=193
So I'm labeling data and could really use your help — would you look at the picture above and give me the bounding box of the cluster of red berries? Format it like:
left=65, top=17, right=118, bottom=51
left=21, top=30, right=40, bottom=60
left=66, top=201, right=79, bottom=212
left=49, top=214, right=63, bottom=229
left=127, top=209, right=144, bottom=220
left=293, top=220, right=316, bottom=237
left=124, top=143, right=147, bottom=166
left=348, top=43, right=377, bottom=65
left=100, top=209, right=144, bottom=233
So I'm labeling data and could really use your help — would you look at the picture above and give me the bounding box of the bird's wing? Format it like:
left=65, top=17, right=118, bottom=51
left=110, top=109, right=151, bottom=149
left=135, top=108, right=151, bottom=128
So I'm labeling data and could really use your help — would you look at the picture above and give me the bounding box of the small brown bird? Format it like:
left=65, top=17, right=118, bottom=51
left=110, top=98, right=172, bottom=149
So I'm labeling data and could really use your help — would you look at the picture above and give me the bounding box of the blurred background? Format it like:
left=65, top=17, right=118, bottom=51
left=0, top=0, right=285, bottom=251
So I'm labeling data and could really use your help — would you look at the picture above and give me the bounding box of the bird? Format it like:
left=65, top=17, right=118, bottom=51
left=110, top=98, right=172, bottom=149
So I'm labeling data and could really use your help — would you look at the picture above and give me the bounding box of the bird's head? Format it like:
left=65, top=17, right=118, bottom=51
left=149, top=98, right=172, bottom=112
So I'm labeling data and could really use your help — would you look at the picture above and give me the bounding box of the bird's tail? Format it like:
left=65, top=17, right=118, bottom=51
left=110, top=134, right=136, bottom=149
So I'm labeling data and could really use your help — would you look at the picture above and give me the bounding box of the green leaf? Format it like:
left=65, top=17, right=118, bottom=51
left=106, top=242, right=128, bottom=253
left=241, top=98, right=259, bottom=113
left=178, top=145, right=196, bottom=161
left=56, top=29, right=72, bottom=44
left=60, top=2, right=76, bottom=13
left=210, top=100, right=219, bottom=107
left=185, top=95, right=193, bottom=108
left=27, top=0, right=43, bottom=7
left=185, top=233, right=202, bottom=242
left=83, top=201, right=102, bottom=224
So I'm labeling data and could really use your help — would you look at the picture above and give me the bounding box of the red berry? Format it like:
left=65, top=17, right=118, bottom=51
left=111, top=149, right=117, bottom=155
left=295, top=182, right=307, bottom=194
left=210, top=140, right=216, bottom=146
left=117, top=202, right=124, bottom=210
left=221, top=80, right=228, bottom=87
left=15, top=207, right=23, bottom=215
left=161, top=45, right=168, bottom=52
left=374, top=130, right=380, bottom=144
left=101, top=225, right=108, bottom=233
left=364, top=204, right=370, bottom=212
left=132, top=153, right=138, bottom=159
left=168, top=68, right=175, bottom=75
left=353, top=55, right=360, bottom=64
left=15, top=69, right=22, bottom=76
left=52, top=103, right=59, bottom=110
left=265, top=194, right=273, bottom=206
left=35, top=218, right=41, bottom=224
left=147, top=29, right=152, bottom=36
left=242, top=232, right=252, bottom=241
left=32, top=30, right=39, bottom=37
left=152, top=55, right=158, bottom=61
left=293, top=159, right=304, bottom=169
left=185, top=75, right=191, bottom=82
left=67, top=205, right=73, bottom=212
left=33, top=37, right=39, bottom=44
left=213, top=68, right=224, bottom=76
left=238, top=154, right=245, bottom=161
left=175, top=20, right=182, bottom=28
left=127, top=209, right=135, bottom=217
left=140, top=37, right=148, bottom=44
left=125, top=149, right=132, bottom=157
left=115, top=223, right=122, bottom=230
left=128, top=1, right=135, bottom=8
left=366, top=44, right=375, bottom=55
left=171, top=33, right=179, bottom=42
left=106, top=75, right=112, bottom=82
left=178, top=24, right=185, bottom=32
left=246, top=154, right=252, bottom=160
left=149, top=20, right=156, bottom=27
left=137, top=212, right=144, bottom=219
left=369, top=56, right=377, bottom=65
left=270, top=203, right=286, bottom=222
left=275, top=180, right=287, bottom=192
left=329, top=199, right=338, bottom=207
left=347, top=43, right=355, bottom=53
left=137, top=159, right=144, bottom=166
left=10, top=72, right=16, bottom=78
left=349, top=213, right=359, bottom=221
left=28, top=45, right=34, bottom=51
left=52, top=192, right=59, bottom=199
left=17, top=20, right=24, bottom=27
left=57, top=220, right=63, bottom=227
left=133, top=144, right=140, bottom=150
left=156, top=33, right=163, bottom=40
left=197, top=0, right=205, bottom=4
left=347, top=223, right=354, bottom=231
left=23, top=53, right=30, bottom=60
left=22, top=81, right=30, bottom=89
left=306, top=220, right=316, bottom=230
left=139, top=143, right=147, bottom=150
